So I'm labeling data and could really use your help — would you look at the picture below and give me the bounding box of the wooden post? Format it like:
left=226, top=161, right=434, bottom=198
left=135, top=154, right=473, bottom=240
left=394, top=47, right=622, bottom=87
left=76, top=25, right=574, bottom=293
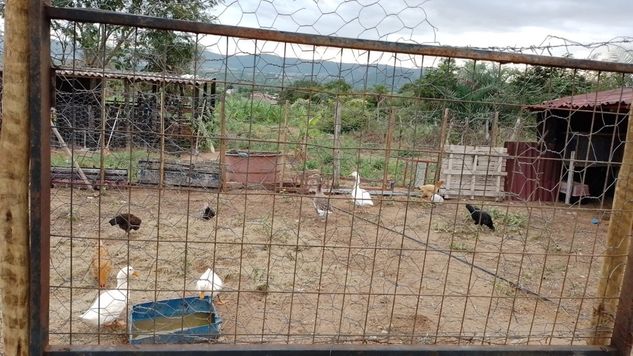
left=124, top=80, right=131, bottom=149
left=383, top=108, right=396, bottom=189
left=300, top=105, right=310, bottom=189
left=491, top=111, right=499, bottom=147
left=105, top=104, right=121, bottom=150
left=99, top=80, right=107, bottom=192
left=219, top=93, right=227, bottom=191
left=51, top=119, right=93, bottom=189
left=565, top=151, right=576, bottom=205
left=435, top=108, right=450, bottom=183
left=159, top=85, right=165, bottom=190
left=0, top=0, right=31, bottom=352
left=278, top=101, right=289, bottom=190
left=510, top=116, right=522, bottom=142
left=590, top=106, right=633, bottom=347
left=470, top=154, right=477, bottom=199
left=333, top=100, right=342, bottom=188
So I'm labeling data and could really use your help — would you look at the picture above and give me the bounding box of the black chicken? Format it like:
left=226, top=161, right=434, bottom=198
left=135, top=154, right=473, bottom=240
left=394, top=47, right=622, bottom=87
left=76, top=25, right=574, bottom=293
left=202, top=204, right=216, bottom=220
left=109, top=213, right=142, bottom=232
left=465, top=204, right=495, bottom=231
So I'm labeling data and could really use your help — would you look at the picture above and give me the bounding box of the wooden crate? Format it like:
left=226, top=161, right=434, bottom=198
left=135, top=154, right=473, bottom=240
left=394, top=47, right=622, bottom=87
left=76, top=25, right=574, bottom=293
left=440, top=144, right=508, bottom=200
left=138, top=160, right=221, bottom=188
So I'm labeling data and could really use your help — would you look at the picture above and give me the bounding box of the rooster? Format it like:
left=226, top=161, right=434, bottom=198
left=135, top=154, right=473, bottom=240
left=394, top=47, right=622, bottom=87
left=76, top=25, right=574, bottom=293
left=465, top=204, right=495, bottom=231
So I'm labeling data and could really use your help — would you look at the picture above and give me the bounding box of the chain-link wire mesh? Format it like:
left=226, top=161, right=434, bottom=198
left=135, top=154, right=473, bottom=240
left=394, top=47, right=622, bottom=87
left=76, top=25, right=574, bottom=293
left=38, top=0, right=633, bottom=350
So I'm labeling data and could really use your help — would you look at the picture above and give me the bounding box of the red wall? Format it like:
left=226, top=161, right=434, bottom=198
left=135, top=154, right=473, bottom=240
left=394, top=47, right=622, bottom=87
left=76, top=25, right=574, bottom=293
left=504, top=142, right=561, bottom=202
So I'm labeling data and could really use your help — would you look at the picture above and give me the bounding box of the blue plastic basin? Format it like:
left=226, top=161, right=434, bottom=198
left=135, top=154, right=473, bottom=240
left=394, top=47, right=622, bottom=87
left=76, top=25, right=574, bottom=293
left=129, top=296, right=222, bottom=344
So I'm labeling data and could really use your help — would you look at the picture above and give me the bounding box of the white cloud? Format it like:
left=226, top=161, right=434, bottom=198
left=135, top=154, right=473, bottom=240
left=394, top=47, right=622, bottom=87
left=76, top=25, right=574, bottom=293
left=211, top=0, right=633, bottom=59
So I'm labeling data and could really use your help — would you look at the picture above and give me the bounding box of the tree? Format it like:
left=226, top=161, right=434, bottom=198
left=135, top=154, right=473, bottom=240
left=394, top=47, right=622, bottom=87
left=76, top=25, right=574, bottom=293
left=323, top=79, right=352, bottom=94
left=508, top=66, right=591, bottom=104
left=399, top=58, right=459, bottom=99
left=592, top=47, right=633, bottom=90
left=279, top=79, right=323, bottom=103
left=367, top=84, right=389, bottom=108
left=50, top=0, right=219, bottom=72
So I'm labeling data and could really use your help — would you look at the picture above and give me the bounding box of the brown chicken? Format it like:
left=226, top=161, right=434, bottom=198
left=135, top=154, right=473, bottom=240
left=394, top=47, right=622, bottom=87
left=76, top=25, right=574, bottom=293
left=91, top=240, right=112, bottom=288
left=419, top=180, right=445, bottom=201
left=109, top=213, right=141, bottom=232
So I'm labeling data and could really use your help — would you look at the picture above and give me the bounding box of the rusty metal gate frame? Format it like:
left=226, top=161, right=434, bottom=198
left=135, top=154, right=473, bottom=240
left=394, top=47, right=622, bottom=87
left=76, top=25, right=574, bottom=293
left=27, top=1, right=633, bottom=354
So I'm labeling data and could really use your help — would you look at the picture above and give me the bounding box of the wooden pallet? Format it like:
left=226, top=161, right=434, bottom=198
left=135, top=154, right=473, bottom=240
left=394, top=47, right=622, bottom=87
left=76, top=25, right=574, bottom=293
left=51, top=166, right=128, bottom=188
left=138, top=159, right=221, bottom=188
left=440, top=144, right=508, bottom=200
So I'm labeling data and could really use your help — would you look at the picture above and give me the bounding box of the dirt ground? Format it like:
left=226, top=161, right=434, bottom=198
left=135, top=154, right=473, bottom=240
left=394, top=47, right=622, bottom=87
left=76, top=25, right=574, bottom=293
left=38, top=183, right=614, bottom=347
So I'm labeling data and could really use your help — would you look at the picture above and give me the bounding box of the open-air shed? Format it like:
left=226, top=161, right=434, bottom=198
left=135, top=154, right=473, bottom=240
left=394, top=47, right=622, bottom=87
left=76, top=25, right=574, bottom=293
left=508, top=88, right=631, bottom=203
left=53, top=68, right=217, bottom=151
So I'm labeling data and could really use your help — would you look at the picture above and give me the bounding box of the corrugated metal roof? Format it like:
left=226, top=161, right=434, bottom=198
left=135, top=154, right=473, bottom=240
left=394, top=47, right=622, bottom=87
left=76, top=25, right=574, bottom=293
left=56, top=68, right=215, bottom=85
left=527, top=87, right=633, bottom=110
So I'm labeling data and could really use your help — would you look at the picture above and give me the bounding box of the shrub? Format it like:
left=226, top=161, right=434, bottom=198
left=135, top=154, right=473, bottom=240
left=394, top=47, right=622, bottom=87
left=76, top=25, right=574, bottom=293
left=319, top=98, right=371, bottom=134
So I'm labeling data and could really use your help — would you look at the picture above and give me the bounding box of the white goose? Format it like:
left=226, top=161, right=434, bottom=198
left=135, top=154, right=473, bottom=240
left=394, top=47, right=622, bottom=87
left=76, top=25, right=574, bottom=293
left=80, top=266, right=139, bottom=327
left=196, top=268, right=225, bottom=305
left=349, top=171, right=374, bottom=207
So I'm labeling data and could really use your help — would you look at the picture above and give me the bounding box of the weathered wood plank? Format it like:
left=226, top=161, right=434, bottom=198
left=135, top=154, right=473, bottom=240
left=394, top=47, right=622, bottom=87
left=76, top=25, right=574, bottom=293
left=138, top=160, right=221, bottom=188
left=441, top=144, right=508, bottom=201
left=442, top=170, right=507, bottom=176
left=50, top=166, right=129, bottom=187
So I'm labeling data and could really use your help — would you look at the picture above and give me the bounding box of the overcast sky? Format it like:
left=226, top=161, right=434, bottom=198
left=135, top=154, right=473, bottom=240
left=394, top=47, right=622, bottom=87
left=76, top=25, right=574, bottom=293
left=213, top=0, right=633, bottom=60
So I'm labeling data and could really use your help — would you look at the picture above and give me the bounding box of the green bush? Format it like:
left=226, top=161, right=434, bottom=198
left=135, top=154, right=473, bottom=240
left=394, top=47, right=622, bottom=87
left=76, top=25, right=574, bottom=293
left=319, top=98, right=371, bottom=134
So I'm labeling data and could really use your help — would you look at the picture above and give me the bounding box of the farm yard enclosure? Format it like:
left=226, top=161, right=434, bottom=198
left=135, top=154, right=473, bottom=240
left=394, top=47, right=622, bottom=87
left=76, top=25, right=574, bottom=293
left=49, top=186, right=610, bottom=345
left=6, top=2, right=633, bottom=355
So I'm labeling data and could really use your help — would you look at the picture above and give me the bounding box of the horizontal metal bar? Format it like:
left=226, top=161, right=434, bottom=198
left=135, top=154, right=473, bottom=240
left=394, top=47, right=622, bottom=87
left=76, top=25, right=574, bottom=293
left=46, top=6, right=633, bottom=74
left=45, top=344, right=617, bottom=355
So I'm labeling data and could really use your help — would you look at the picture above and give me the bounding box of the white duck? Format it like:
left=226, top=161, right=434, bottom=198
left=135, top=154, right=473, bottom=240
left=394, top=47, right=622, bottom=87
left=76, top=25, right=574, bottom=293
left=349, top=171, right=374, bottom=208
left=196, top=268, right=225, bottom=305
left=80, top=266, right=139, bottom=327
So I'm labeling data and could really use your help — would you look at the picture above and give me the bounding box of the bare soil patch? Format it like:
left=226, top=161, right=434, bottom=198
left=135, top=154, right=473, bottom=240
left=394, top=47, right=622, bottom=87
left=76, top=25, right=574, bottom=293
left=44, top=186, right=609, bottom=346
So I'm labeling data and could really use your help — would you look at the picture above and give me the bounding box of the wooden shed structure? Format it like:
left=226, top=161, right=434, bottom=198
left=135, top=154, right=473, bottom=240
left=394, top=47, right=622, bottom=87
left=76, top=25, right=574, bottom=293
left=53, top=68, right=216, bottom=151
left=515, top=88, right=632, bottom=202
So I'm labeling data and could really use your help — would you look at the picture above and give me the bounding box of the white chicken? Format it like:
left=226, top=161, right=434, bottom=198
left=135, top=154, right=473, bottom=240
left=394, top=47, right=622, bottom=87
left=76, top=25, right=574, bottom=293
left=349, top=171, right=374, bottom=208
left=196, top=268, right=225, bottom=305
left=431, top=194, right=445, bottom=203
left=80, top=266, right=139, bottom=327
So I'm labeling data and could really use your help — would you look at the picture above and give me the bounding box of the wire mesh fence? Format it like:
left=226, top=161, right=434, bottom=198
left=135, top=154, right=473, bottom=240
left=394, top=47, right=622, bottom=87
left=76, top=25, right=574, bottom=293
left=37, top=4, right=633, bottom=350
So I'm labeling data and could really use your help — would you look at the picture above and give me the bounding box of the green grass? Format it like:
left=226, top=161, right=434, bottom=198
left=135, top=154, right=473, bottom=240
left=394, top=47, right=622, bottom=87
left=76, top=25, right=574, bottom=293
left=449, top=241, right=469, bottom=251
left=488, top=208, right=528, bottom=232
left=51, top=149, right=157, bottom=181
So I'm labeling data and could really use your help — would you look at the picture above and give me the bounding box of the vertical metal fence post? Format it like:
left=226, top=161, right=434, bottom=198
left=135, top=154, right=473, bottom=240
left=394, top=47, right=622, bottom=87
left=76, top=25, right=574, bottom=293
left=30, top=0, right=52, bottom=354
left=333, top=100, right=342, bottom=188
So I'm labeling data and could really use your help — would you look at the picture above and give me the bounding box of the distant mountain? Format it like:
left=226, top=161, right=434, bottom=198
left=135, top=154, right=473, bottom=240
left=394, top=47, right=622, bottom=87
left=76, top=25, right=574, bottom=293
left=199, top=51, right=424, bottom=90
left=42, top=38, right=423, bottom=90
